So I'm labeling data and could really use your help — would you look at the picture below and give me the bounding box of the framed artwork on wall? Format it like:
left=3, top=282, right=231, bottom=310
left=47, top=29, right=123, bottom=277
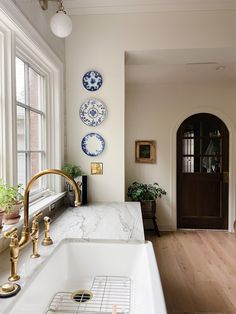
left=135, top=140, right=156, bottom=163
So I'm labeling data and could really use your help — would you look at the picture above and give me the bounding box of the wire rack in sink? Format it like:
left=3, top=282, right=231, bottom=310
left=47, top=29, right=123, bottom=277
left=45, top=276, right=131, bottom=314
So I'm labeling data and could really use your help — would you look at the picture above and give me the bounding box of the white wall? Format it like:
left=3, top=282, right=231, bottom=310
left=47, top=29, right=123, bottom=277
left=11, top=0, right=65, bottom=61
left=66, top=10, right=236, bottom=204
left=126, top=83, right=236, bottom=230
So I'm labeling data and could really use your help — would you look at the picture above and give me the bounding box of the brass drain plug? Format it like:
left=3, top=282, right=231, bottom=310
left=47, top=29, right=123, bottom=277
left=0, top=282, right=21, bottom=298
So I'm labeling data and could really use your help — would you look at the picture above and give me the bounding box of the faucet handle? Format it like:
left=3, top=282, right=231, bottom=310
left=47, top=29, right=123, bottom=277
left=41, top=216, right=53, bottom=246
left=33, top=210, right=42, bottom=220
left=30, top=210, right=42, bottom=259
left=4, top=228, right=20, bottom=281
left=4, top=227, right=18, bottom=239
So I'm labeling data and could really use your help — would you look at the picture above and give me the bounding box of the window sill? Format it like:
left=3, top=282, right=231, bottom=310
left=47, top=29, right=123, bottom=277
left=0, top=192, right=66, bottom=245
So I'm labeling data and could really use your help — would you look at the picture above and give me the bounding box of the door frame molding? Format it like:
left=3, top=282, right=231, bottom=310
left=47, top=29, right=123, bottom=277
left=171, top=107, right=236, bottom=232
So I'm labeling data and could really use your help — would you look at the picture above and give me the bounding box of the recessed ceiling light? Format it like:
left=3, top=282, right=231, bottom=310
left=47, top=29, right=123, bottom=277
left=216, top=66, right=225, bottom=71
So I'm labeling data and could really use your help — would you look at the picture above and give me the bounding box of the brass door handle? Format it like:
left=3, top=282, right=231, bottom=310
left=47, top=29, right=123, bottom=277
left=223, top=172, right=229, bottom=183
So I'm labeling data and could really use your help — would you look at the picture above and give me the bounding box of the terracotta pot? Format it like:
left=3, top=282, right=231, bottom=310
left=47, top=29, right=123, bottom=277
left=3, top=202, right=22, bottom=225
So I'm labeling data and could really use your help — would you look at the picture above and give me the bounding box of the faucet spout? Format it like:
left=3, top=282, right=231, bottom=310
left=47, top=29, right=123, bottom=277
left=19, top=169, right=81, bottom=248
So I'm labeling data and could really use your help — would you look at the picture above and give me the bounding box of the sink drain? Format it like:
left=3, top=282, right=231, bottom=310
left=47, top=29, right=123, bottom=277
left=71, top=290, right=93, bottom=303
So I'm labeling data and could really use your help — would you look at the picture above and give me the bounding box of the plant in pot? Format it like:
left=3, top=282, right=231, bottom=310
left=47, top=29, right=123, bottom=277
left=127, top=181, right=166, bottom=236
left=62, top=163, right=83, bottom=206
left=0, top=181, right=23, bottom=225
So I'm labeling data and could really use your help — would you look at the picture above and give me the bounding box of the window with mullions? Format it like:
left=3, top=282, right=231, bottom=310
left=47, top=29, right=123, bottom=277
left=16, top=57, right=45, bottom=192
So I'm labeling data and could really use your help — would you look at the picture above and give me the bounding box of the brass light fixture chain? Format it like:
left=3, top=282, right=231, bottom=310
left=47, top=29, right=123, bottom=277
left=57, top=0, right=66, bottom=14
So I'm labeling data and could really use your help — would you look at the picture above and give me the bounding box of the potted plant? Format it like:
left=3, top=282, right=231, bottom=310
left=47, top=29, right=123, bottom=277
left=62, top=163, right=87, bottom=205
left=128, top=182, right=166, bottom=202
left=62, top=163, right=83, bottom=179
left=127, top=181, right=166, bottom=236
left=0, top=181, right=23, bottom=225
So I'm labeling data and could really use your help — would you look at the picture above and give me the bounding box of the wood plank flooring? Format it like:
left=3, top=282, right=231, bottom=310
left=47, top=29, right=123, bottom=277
left=146, top=231, right=236, bottom=314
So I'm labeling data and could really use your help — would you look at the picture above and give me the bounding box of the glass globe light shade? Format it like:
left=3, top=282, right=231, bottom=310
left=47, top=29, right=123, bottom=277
left=50, top=11, right=72, bottom=38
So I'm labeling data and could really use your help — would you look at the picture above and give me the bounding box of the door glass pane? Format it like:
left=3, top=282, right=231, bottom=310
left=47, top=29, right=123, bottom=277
left=182, top=138, right=194, bottom=155
left=182, top=130, right=200, bottom=156
left=16, top=57, right=25, bottom=104
left=202, top=123, right=221, bottom=137
left=202, top=156, right=221, bottom=173
left=183, top=157, right=200, bottom=173
left=183, top=157, right=194, bottom=173
left=30, top=111, right=41, bottom=150
left=29, top=68, right=41, bottom=110
left=17, top=153, right=26, bottom=187
left=202, top=137, right=221, bottom=156
left=17, top=106, right=26, bottom=150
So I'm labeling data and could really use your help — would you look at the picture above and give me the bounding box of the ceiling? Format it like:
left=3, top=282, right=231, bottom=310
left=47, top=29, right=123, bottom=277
left=63, top=0, right=236, bottom=15
left=61, top=2, right=236, bottom=85
left=125, top=48, right=236, bottom=85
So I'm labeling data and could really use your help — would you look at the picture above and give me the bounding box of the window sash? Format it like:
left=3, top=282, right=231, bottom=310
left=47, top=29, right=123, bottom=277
left=16, top=58, right=46, bottom=194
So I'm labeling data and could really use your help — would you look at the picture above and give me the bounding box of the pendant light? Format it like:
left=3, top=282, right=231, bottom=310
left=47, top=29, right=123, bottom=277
left=39, top=0, right=72, bottom=38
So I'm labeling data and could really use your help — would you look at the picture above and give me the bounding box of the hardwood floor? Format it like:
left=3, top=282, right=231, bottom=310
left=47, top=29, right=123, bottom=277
left=146, top=231, right=236, bottom=314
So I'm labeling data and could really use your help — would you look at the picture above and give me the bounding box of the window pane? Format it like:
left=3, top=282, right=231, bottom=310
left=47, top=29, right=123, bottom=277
left=17, top=106, right=26, bottom=150
left=29, top=68, right=41, bottom=110
left=17, top=153, right=26, bottom=186
left=30, top=153, right=42, bottom=190
left=16, top=57, right=25, bottom=104
left=30, top=111, right=41, bottom=150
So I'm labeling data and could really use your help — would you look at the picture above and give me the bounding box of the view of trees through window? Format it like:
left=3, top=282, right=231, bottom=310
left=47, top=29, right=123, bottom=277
left=16, top=57, right=45, bottom=191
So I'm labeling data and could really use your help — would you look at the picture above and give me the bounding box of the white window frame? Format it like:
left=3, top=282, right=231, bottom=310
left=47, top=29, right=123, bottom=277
left=0, top=1, right=64, bottom=194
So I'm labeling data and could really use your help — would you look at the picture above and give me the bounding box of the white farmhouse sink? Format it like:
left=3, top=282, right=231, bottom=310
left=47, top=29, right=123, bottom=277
left=7, top=239, right=167, bottom=314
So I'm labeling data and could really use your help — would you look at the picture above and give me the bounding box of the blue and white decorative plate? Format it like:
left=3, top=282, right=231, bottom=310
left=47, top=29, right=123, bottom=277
left=82, top=70, right=103, bottom=91
left=81, top=133, right=105, bottom=157
left=79, top=99, right=107, bottom=127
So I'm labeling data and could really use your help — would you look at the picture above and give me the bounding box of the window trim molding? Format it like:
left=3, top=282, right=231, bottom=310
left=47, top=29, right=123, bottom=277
left=0, top=21, right=15, bottom=185
left=0, top=0, right=64, bottom=192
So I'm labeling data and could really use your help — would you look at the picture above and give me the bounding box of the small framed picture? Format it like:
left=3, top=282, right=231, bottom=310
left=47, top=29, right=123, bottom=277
left=91, top=162, right=103, bottom=175
left=135, top=140, right=156, bottom=163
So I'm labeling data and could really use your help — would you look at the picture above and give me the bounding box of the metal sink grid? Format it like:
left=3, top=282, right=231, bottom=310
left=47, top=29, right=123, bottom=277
left=45, top=276, right=131, bottom=314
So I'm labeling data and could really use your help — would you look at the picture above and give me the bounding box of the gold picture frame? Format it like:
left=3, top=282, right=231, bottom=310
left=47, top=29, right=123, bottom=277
left=135, top=140, right=156, bottom=163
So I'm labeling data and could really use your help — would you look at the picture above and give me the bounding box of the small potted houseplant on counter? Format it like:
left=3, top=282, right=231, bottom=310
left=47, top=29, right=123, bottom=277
left=62, top=163, right=87, bottom=205
left=127, top=181, right=166, bottom=236
left=0, top=181, right=23, bottom=225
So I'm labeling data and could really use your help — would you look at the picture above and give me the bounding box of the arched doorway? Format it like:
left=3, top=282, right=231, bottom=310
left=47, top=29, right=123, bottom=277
left=177, top=113, right=229, bottom=229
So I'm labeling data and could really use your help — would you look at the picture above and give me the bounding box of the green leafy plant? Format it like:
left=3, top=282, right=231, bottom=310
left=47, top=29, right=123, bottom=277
left=127, top=181, right=166, bottom=201
left=0, top=181, right=23, bottom=213
left=62, top=163, right=83, bottom=178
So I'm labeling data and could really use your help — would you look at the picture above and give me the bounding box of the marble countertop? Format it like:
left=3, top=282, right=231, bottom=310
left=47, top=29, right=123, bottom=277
left=0, top=202, right=144, bottom=313
left=51, top=202, right=144, bottom=241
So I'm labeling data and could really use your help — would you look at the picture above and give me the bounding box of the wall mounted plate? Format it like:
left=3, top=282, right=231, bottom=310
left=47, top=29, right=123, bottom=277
left=80, top=99, right=107, bottom=127
left=82, top=70, right=103, bottom=91
left=81, top=133, right=105, bottom=157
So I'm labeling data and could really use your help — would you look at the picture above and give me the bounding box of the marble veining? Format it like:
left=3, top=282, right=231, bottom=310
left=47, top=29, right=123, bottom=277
left=0, top=202, right=144, bottom=313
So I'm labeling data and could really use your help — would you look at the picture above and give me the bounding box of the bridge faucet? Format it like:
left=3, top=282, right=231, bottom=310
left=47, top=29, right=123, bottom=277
left=19, top=169, right=81, bottom=248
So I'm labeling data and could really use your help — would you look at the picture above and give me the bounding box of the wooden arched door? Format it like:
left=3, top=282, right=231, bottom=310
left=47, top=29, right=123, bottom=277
left=177, top=113, right=229, bottom=229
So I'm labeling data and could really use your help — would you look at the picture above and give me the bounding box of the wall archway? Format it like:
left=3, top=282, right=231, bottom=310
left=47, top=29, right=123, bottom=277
left=171, top=107, right=236, bottom=232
